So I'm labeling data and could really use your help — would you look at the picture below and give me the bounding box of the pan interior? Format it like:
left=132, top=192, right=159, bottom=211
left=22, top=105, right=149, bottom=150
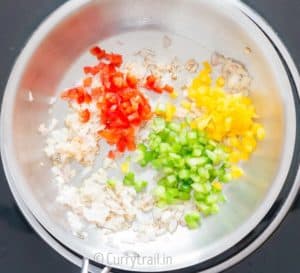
left=2, top=0, right=295, bottom=271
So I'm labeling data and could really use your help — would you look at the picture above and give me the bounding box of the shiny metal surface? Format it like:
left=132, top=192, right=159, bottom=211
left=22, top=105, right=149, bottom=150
left=81, top=258, right=90, bottom=273
left=0, top=0, right=298, bottom=272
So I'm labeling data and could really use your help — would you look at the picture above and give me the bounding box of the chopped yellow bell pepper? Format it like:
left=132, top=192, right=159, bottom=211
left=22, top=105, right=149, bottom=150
left=231, top=165, right=244, bottom=179
left=187, top=63, right=266, bottom=163
left=121, top=161, right=130, bottom=173
left=216, top=76, right=225, bottom=87
left=212, top=181, right=223, bottom=191
left=181, top=100, right=192, bottom=110
left=165, top=103, right=176, bottom=122
left=170, top=91, right=178, bottom=99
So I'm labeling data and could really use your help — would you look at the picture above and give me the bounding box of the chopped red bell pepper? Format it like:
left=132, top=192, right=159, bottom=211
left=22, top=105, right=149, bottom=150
left=108, top=150, right=116, bottom=159
left=83, top=77, right=93, bottom=87
left=84, top=93, right=92, bottom=104
left=91, top=87, right=103, bottom=98
left=61, top=45, right=156, bottom=156
left=126, top=74, right=138, bottom=88
left=105, top=53, right=123, bottom=67
left=90, top=46, right=106, bottom=59
left=61, top=87, right=85, bottom=104
left=163, top=84, right=174, bottom=93
left=79, top=109, right=90, bottom=123
left=145, top=75, right=156, bottom=88
left=145, top=74, right=175, bottom=94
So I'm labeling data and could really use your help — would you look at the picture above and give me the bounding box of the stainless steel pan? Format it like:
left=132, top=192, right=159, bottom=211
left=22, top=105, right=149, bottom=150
left=1, top=0, right=300, bottom=272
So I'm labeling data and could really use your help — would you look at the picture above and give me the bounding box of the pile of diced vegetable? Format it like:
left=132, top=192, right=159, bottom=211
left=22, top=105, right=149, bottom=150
left=137, top=118, right=230, bottom=228
left=186, top=62, right=265, bottom=163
